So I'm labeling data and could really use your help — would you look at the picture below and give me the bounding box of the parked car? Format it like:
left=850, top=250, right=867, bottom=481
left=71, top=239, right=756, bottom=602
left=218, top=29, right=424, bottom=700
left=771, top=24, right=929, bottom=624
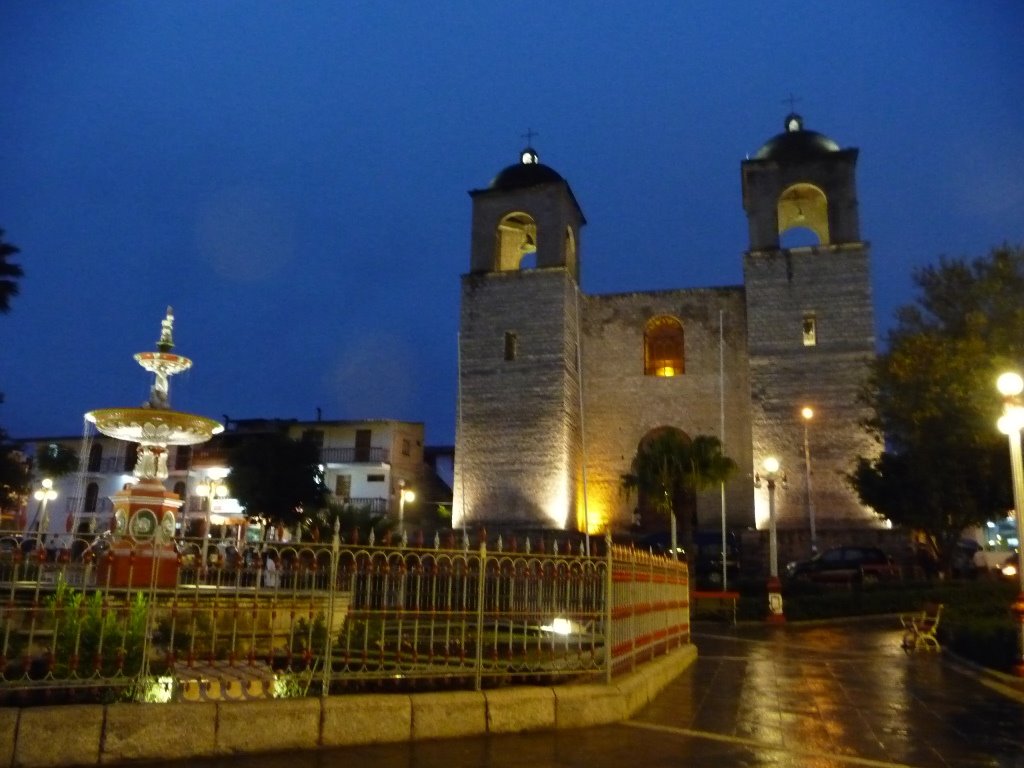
left=951, top=538, right=982, bottom=578
left=635, top=530, right=741, bottom=588
left=786, top=545, right=899, bottom=584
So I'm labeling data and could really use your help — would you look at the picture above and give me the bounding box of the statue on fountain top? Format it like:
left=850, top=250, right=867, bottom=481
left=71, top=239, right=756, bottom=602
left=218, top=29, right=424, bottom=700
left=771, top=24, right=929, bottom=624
left=144, top=307, right=176, bottom=410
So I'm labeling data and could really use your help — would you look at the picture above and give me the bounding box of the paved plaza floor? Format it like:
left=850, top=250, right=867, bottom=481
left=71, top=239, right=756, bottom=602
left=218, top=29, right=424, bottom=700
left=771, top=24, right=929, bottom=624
left=171, top=617, right=1024, bottom=768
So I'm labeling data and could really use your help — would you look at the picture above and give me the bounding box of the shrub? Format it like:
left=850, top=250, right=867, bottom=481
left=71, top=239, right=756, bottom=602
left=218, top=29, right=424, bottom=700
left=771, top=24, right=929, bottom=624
left=47, top=577, right=148, bottom=678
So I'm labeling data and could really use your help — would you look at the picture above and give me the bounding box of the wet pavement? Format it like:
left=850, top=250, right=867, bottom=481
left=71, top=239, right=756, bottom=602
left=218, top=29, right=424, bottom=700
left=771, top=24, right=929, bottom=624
left=163, top=618, right=1024, bottom=768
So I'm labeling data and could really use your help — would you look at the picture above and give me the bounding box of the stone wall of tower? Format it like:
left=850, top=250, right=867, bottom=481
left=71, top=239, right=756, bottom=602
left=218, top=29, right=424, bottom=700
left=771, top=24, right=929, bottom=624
left=744, top=244, right=879, bottom=530
left=453, top=268, right=582, bottom=528
left=579, top=287, right=755, bottom=534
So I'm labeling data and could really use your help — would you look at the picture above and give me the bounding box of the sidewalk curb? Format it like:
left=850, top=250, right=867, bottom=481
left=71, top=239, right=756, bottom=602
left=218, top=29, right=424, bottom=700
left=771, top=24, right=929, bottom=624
left=1, top=645, right=699, bottom=768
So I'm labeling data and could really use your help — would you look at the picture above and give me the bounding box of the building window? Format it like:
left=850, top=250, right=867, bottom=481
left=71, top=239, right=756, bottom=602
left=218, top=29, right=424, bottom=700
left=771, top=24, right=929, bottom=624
left=355, top=429, right=372, bottom=462
left=402, top=439, right=411, bottom=457
left=504, top=331, right=517, bottom=361
left=335, top=475, right=351, bottom=499
left=644, top=315, right=685, bottom=376
left=174, top=445, right=192, bottom=471
left=802, top=314, right=817, bottom=346
left=88, top=444, right=102, bottom=473
left=367, top=473, right=385, bottom=483
left=302, top=429, right=324, bottom=448
left=123, top=443, right=138, bottom=472
left=84, top=483, right=99, bottom=513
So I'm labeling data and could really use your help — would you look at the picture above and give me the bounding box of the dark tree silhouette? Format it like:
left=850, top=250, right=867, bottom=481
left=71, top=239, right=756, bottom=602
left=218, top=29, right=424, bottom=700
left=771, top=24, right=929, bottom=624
left=852, top=244, right=1024, bottom=572
left=227, top=432, right=328, bottom=529
left=0, top=230, right=24, bottom=314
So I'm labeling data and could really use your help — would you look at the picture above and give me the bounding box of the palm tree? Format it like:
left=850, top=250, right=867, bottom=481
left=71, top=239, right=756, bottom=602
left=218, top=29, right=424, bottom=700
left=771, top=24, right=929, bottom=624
left=0, top=230, right=23, bottom=314
left=622, top=430, right=737, bottom=560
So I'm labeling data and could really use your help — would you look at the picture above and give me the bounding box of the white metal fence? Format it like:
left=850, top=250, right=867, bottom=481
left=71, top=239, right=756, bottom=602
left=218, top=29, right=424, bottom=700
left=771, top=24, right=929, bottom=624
left=0, top=530, right=688, bottom=702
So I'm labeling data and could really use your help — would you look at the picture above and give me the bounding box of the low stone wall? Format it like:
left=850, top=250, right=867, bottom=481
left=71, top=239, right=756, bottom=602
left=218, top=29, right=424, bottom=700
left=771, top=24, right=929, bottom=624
left=0, top=645, right=697, bottom=767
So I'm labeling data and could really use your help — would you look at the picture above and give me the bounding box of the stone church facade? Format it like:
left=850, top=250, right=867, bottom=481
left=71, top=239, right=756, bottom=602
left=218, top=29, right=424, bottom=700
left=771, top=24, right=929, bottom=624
left=453, top=115, right=880, bottom=539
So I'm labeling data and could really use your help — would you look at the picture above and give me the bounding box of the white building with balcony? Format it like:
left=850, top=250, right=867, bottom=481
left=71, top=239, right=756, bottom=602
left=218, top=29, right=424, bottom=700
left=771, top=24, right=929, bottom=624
left=18, top=417, right=447, bottom=542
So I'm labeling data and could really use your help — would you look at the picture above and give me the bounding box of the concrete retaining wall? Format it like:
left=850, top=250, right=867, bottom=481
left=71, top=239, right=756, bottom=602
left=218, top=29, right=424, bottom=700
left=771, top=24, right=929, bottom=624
left=2, top=645, right=696, bottom=767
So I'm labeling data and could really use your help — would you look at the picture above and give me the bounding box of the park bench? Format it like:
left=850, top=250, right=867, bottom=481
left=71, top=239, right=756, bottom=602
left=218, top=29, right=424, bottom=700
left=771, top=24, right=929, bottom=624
left=691, top=590, right=740, bottom=625
left=900, top=602, right=943, bottom=652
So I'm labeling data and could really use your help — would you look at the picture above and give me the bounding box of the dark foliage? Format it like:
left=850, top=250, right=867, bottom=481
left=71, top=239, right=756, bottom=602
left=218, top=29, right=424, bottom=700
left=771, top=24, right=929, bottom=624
left=852, top=245, right=1024, bottom=571
left=227, top=431, right=328, bottom=528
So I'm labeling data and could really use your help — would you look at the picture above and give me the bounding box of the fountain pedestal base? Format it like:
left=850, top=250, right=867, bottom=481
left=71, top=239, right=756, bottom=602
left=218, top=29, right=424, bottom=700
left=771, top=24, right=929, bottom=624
left=100, top=480, right=182, bottom=588
left=99, top=545, right=179, bottom=588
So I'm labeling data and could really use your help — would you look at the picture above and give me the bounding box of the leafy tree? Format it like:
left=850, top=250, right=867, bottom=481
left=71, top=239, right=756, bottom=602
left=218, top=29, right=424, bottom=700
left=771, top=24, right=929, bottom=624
left=852, top=244, right=1024, bottom=572
left=227, top=432, right=327, bottom=529
left=0, top=229, right=26, bottom=519
left=622, top=430, right=737, bottom=560
left=0, top=229, right=23, bottom=314
left=35, top=444, right=79, bottom=477
left=0, top=427, right=29, bottom=522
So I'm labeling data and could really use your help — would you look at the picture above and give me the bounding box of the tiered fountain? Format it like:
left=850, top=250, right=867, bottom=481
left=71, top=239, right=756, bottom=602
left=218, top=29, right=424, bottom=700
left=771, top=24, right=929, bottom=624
left=85, top=308, right=223, bottom=587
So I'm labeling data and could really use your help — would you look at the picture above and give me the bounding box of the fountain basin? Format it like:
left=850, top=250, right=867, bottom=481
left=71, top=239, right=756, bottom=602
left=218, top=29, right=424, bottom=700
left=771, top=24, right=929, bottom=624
left=85, top=407, right=224, bottom=445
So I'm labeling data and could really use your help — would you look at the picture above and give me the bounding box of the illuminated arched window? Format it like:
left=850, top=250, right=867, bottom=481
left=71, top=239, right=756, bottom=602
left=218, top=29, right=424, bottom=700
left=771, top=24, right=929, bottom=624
left=644, top=316, right=684, bottom=377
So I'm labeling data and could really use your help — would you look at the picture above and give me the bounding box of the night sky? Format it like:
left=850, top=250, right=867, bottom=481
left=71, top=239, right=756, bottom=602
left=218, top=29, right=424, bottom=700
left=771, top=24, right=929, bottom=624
left=2, top=2, right=1022, bottom=446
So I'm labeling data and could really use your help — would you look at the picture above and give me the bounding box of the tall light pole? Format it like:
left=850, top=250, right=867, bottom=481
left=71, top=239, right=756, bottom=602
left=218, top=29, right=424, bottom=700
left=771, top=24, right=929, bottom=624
left=996, top=371, right=1024, bottom=676
left=195, top=476, right=228, bottom=570
left=801, top=406, right=817, bottom=555
left=33, top=478, right=58, bottom=548
left=398, top=480, right=415, bottom=537
left=755, top=456, right=785, bottom=624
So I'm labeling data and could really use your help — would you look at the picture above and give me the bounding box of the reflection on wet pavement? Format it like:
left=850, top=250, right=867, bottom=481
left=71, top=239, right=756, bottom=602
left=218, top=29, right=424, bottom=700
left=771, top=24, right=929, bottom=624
left=635, top=620, right=1024, bottom=767
left=152, top=618, right=1024, bottom=768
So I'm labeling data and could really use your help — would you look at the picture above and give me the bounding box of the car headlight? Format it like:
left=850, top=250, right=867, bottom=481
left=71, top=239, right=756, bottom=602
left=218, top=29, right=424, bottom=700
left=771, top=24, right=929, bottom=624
left=1001, top=562, right=1018, bottom=578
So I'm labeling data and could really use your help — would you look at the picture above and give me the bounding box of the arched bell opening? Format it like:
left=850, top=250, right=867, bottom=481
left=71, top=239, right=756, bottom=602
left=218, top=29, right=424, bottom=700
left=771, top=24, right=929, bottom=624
left=494, top=212, right=537, bottom=271
left=777, top=183, right=829, bottom=246
left=564, top=225, right=577, bottom=276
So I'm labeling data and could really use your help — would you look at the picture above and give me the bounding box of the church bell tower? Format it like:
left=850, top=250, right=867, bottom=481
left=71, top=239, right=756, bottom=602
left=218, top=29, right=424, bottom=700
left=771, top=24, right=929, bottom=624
left=742, top=114, right=879, bottom=534
left=453, top=147, right=586, bottom=530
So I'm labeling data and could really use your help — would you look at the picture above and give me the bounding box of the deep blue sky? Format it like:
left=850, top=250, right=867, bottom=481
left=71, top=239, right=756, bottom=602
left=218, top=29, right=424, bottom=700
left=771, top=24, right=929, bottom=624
left=2, top=2, right=1022, bottom=445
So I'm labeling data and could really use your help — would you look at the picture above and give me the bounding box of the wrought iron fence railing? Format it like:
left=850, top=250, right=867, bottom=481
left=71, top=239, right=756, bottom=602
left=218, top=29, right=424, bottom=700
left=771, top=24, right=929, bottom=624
left=0, top=531, right=688, bottom=703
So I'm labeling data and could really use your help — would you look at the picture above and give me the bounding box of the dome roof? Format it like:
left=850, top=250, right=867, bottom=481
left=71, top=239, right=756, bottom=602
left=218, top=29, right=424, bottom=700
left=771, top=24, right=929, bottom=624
left=753, top=113, right=841, bottom=162
left=489, top=147, right=565, bottom=190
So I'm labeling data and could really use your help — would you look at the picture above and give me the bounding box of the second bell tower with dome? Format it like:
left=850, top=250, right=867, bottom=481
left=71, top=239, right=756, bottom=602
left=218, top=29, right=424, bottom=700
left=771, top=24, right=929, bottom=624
left=742, top=113, right=878, bottom=530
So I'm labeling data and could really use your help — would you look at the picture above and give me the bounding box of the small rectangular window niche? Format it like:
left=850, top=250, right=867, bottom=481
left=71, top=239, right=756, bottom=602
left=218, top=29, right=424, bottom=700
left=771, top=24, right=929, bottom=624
left=504, top=331, right=518, bottom=361
left=802, top=314, right=817, bottom=347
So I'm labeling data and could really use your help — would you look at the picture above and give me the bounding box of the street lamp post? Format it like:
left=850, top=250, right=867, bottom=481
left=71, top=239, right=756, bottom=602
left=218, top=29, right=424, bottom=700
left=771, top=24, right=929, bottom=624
left=995, top=371, right=1024, bottom=677
left=755, top=456, right=785, bottom=624
left=801, top=406, right=817, bottom=555
left=33, top=478, right=58, bottom=548
left=398, top=480, right=415, bottom=537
